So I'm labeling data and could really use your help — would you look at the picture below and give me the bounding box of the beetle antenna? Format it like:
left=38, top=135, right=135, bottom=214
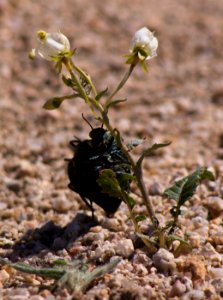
left=82, top=113, right=93, bottom=130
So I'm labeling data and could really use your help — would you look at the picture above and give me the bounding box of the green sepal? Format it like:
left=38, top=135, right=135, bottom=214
left=54, top=61, right=62, bottom=74
left=125, top=54, right=136, bottom=65
left=140, top=60, right=148, bottom=73
left=62, top=75, right=75, bottom=88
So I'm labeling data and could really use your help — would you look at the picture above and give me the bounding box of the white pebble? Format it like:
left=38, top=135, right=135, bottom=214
left=115, top=239, right=134, bottom=258
left=0, top=269, right=10, bottom=283
left=51, top=194, right=72, bottom=212
left=209, top=267, right=223, bottom=279
left=170, top=279, right=187, bottom=297
left=152, top=248, right=176, bottom=275
left=206, top=196, right=223, bottom=216
left=202, top=243, right=222, bottom=264
left=181, top=290, right=205, bottom=300
left=94, top=241, right=116, bottom=259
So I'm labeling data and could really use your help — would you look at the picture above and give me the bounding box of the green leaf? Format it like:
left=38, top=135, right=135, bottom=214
left=106, top=99, right=127, bottom=110
left=137, top=142, right=171, bottom=168
left=167, top=235, right=189, bottom=244
left=200, top=169, right=215, bottom=181
left=118, top=173, right=135, bottom=189
left=43, top=94, right=78, bottom=110
left=142, top=142, right=171, bottom=157
left=97, top=169, right=122, bottom=198
left=0, top=257, right=120, bottom=293
left=53, top=259, right=68, bottom=266
left=135, top=214, right=147, bottom=223
left=43, top=97, right=65, bottom=110
left=164, top=167, right=215, bottom=206
left=95, top=88, right=108, bottom=101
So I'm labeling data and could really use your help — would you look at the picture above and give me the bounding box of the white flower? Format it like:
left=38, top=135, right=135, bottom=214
left=33, top=31, right=70, bottom=61
left=130, top=27, right=158, bottom=60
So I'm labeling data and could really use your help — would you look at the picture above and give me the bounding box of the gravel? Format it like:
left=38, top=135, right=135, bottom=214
left=1, top=0, right=223, bottom=299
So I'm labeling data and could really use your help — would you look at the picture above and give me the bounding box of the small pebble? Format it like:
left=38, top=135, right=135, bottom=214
left=16, top=159, right=36, bottom=178
left=152, top=248, right=176, bottom=275
left=211, top=278, right=223, bottom=295
left=149, top=182, right=162, bottom=196
left=169, top=279, right=187, bottom=297
left=181, top=289, right=205, bottom=300
left=102, top=217, right=121, bottom=231
left=90, top=225, right=102, bottom=233
left=94, top=241, right=116, bottom=260
left=29, top=296, right=44, bottom=300
left=209, top=267, right=223, bottom=279
left=4, top=177, right=22, bottom=192
left=51, top=194, right=72, bottom=213
left=7, top=288, right=30, bottom=300
left=115, top=239, right=134, bottom=258
left=0, top=201, right=7, bottom=210
left=202, top=243, right=222, bottom=264
left=205, top=196, right=223, bottom=218
left=188, top=232, right=201, bottom=248
left=0, top=269, right=10, bottom=283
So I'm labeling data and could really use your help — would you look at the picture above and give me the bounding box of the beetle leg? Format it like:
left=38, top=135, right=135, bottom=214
left=68, top=184, right=95, bottom=218
left=80, top=195, right=95, bottom=219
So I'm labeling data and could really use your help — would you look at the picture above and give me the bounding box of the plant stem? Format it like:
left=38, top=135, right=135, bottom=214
left=70, top=60, right=98, bottom=97
left=63, top=59, right=89, bottom=101
left=120, top=190, right=157, bottom=252
left=134, top=167, right=158, bottom=227
left=102, top=117, right=158, bottom=228
left=105, top=63, right=135, bottom=104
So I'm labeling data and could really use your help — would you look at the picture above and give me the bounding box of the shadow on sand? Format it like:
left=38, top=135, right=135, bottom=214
left=7, top=213, right=98, bottom=262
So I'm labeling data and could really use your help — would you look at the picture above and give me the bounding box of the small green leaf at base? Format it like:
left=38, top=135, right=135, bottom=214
left=135, top=214, right=147, bottom=223
left=125, top=194, right=136, bottom=209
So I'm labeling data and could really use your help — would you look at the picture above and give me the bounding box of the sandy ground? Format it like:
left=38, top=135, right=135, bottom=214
left=1, top=0, right=223, bottom=299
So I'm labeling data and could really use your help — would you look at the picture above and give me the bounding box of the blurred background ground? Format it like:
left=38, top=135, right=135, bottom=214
left=1, top=0, right=223, bottom=299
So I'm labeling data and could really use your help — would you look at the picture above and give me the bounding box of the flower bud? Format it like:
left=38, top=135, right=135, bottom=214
left=130, top=27, right=158, bottom=61
left=33, top=31, right=70, bottom=61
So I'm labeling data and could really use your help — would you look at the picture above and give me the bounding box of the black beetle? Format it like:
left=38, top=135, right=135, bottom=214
left=66, top=125, right=132, bottom=216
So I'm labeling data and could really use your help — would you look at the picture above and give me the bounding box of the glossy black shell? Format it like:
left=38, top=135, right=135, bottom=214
left=67, top=128, right=132, bottom=215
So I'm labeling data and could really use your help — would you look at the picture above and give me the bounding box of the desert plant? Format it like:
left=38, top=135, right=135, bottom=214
left=28, top=28, right=214, bottom=253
